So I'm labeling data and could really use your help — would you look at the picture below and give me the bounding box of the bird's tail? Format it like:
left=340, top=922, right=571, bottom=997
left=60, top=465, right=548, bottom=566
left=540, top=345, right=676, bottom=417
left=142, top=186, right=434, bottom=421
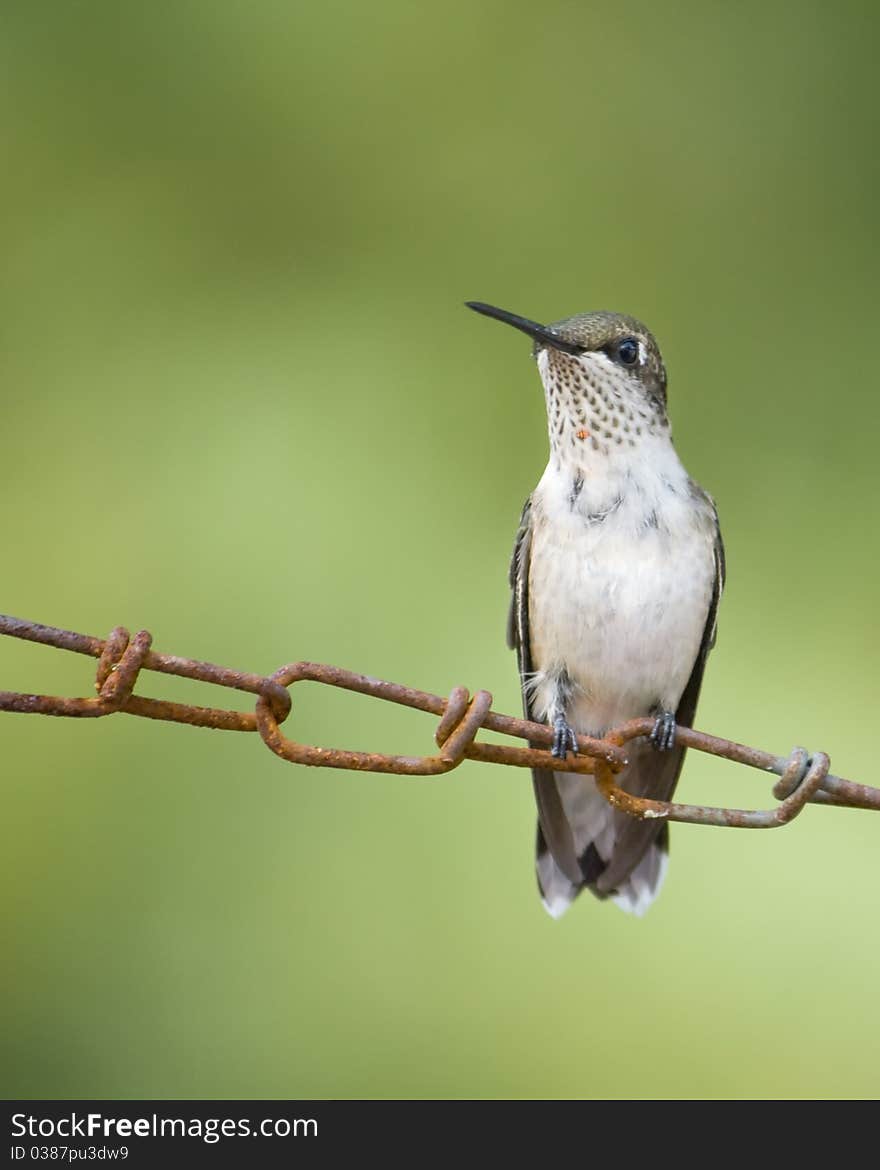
left=533, top=735, right=682, bottom=917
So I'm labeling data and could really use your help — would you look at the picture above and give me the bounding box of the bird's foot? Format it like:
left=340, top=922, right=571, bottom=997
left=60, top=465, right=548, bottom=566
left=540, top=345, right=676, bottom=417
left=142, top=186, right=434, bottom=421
left=552, top=714, right=579, bottom=760
left=650, top=710, right=677, bottom=752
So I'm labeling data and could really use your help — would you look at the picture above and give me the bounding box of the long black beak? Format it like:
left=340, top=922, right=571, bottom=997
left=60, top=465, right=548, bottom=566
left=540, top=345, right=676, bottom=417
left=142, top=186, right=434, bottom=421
left=465, top=301, right=585, bottom=356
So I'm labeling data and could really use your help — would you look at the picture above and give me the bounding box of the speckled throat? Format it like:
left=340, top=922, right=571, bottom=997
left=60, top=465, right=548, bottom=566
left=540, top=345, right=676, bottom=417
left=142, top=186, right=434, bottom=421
left=538, top=346, right=670, bottom=468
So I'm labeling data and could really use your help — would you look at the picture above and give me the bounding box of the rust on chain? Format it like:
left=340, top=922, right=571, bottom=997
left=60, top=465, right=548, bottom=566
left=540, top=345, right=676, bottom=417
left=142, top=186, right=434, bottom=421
left=593, top=719, right=832, bottom=829
left=0, top=615, right=291, bottom=730
left=254, top=660, right=623, bottom=776
left=1, top=612, right=879, bottom=826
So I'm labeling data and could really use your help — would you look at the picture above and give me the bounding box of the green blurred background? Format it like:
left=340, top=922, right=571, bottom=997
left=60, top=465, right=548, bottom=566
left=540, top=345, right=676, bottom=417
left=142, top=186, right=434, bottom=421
left=2, top=1, right=878, bottom=1100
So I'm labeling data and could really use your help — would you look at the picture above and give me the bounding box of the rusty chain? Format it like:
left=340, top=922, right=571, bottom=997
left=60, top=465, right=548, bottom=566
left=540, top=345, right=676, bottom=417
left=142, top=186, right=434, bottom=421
left=1, top=612, right=878, bottom=827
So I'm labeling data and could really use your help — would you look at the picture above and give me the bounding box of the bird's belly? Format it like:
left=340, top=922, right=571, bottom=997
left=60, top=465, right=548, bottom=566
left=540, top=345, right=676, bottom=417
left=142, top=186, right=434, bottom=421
left=528, top=517, right=714, bottom=734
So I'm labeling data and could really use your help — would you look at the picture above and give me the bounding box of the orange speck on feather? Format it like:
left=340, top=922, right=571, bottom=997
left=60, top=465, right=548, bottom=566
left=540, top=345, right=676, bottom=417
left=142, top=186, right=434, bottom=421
left=576, top=428, right=590, bottom=440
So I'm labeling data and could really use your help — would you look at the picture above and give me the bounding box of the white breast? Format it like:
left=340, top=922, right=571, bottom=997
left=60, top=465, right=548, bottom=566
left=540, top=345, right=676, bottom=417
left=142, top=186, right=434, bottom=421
left=527, top=437, right=717, bottom=736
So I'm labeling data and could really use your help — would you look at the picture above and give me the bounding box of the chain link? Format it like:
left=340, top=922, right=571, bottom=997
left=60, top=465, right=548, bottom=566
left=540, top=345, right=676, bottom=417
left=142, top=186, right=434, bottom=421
left=2, top=613, right=877, bottom=826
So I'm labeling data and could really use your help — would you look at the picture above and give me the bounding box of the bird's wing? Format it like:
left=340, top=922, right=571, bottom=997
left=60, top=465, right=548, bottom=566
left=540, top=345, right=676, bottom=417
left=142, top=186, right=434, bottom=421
left=508, top=496, right=582, bottom=884
left=675, top=501, right=725, bottom=732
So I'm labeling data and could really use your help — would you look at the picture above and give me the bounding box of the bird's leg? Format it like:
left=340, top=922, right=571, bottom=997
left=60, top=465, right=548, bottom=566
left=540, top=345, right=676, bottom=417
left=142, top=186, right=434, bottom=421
left=650, top=710, right=677, bottom=752
left=552, top=712, right=579, bottom=760
left=546, top=668, right=578, bottom=759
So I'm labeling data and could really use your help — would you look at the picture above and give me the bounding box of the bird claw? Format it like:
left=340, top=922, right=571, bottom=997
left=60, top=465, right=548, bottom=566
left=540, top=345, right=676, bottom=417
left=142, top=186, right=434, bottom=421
left=552, top=714, right=579, bottom=759
left=650, top=711, right=677, bottom=752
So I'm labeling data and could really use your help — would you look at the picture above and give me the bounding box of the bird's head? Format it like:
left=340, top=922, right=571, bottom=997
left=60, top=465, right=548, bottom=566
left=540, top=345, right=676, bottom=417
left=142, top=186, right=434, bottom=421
left=467, top=301, right=670, bottom=463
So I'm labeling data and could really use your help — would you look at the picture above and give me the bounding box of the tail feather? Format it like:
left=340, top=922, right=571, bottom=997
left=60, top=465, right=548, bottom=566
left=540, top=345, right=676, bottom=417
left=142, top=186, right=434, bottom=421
left=535, top=824, right=579, bottom=919
left=609, top=829, right=669, bottom=916
left=534, top=735, right=681, bottom=917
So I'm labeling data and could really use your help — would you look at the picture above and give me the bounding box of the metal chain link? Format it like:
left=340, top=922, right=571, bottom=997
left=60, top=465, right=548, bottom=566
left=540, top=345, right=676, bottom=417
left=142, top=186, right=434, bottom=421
left=2, top=613, right=878, bottom=826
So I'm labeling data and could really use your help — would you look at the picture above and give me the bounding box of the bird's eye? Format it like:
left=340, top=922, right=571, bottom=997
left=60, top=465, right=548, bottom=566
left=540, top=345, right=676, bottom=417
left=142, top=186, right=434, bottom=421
left=617, top=337, right=639, bottom=366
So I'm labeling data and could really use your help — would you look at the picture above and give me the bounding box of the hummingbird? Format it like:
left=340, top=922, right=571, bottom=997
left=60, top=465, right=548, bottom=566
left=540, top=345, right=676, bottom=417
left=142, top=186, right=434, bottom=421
left=467, top=301, right=724, bottom=916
